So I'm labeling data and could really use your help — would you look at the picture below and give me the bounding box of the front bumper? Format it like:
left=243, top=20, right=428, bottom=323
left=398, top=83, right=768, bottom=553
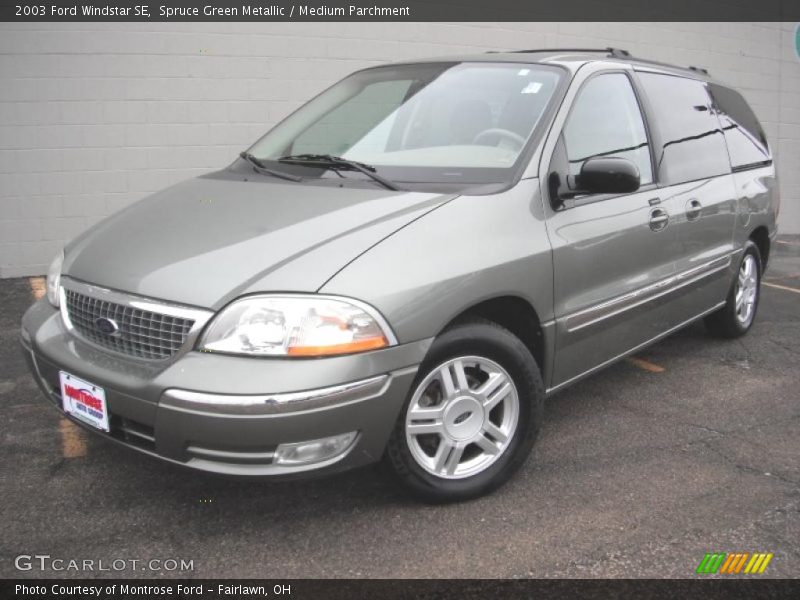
left=21, top=299, right=430, bottom=477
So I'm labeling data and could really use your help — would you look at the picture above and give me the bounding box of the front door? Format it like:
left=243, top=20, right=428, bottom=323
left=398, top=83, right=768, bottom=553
left=542, top=68, right=683, bottom=390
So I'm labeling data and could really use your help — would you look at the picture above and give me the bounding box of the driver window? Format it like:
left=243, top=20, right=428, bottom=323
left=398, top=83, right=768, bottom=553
left=563, top=73, right=653, bottom=185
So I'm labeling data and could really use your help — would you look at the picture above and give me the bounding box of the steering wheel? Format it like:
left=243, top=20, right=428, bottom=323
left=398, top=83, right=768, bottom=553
left=472, top=128, right=526, bottom=150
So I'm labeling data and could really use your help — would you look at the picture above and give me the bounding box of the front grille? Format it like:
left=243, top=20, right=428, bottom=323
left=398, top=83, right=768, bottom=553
left=64, top=289, right=194, bottom=360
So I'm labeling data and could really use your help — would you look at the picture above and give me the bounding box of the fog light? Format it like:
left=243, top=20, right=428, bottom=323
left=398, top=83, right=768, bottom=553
left=274, top=432, right=358, bottom=466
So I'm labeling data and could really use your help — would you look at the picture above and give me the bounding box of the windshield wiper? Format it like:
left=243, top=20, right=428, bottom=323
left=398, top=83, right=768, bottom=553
left=239, top=152, right=302, bottom=183
left=277, top=154, right=402, bottom=191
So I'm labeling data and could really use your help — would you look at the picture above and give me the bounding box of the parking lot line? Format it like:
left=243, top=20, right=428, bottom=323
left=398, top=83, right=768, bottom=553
left=626, top=356, right=666, bottom=373
left=28, top=276, right=45, bottom=300
left=763, top=282, right=800, bottom=295
left=59, top=418, right=87, bottom=458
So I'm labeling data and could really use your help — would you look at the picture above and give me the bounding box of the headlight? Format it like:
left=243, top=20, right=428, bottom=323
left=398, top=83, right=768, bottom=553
left=46, top=250, right=64, bottom=308
left=199, top=295, right=396, bottom=357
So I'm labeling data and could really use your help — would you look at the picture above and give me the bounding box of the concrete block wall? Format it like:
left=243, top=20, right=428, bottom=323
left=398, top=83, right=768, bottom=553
left=1, top=22, right=798, bottom=277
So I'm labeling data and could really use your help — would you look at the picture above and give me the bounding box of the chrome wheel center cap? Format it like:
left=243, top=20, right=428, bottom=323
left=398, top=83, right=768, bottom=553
left=443, top=396, right=484, bottom=441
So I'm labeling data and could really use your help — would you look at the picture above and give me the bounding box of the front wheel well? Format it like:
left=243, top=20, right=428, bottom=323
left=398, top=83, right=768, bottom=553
left=445, top=296, right=545, bottom=371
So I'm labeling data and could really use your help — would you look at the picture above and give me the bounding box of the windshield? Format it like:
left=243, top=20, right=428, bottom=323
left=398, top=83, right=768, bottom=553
left=246, top=62, right=563, bottom=188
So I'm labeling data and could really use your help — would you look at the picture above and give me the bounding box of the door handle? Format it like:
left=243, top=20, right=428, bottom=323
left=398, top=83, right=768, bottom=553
left=685, top=198, right=702, bottom=221
left=649, top=207, right=669, bottom=232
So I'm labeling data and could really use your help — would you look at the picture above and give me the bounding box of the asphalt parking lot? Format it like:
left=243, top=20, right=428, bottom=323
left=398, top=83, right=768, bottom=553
left=1, top=240, right=798, bottom=579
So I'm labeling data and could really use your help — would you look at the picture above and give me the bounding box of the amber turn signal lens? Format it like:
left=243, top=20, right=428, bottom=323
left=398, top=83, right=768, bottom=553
left=286, top=335, right=388, bottom=356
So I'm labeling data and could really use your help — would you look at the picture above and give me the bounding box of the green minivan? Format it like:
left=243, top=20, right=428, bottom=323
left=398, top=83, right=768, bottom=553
left=21, top=48, right=778, bottom=501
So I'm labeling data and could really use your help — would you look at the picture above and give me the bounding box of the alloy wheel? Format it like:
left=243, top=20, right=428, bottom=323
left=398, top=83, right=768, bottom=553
left=404, top=356, right=519, bottom=480
left=735, top=254, right=758, bottom=326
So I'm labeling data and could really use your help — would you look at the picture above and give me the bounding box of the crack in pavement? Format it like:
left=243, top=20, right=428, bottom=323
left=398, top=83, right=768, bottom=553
left=698, top=438, right=800, bottom=488
left=679, top=412, right=800, bottom=438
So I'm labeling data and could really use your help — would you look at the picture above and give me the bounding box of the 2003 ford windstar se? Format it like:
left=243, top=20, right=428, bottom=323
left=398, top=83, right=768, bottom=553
left=21, top=48, right=778, bottom=501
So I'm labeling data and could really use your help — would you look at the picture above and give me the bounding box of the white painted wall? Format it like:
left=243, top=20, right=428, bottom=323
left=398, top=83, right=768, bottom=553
left=1, top=22, right=798, bottom=277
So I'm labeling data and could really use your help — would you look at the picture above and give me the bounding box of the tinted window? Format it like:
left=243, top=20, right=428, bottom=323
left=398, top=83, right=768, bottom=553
left=637, top=72, right=730, bottom=184
left=563, top=73, right=653, bottom=185
left=708, top=84, right=771, bottom=170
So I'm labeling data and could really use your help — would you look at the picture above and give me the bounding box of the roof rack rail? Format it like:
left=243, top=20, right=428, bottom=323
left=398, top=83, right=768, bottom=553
left=629, top=56, right=712, bottom=77
left=608, top=47, right=632, bottom=58
left=500, top=47, right=631, bottom=58
left=486, top=47, right=712, bottom=77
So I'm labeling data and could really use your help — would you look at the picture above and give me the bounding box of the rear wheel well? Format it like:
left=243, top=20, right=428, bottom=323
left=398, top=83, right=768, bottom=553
left=750, top=226, right=770, bottom=269
left=446, top=296, right=545, bottom=370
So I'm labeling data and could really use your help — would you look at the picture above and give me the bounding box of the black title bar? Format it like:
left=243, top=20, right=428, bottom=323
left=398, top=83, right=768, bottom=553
left=4, top=579, right=800, bottom=600
left=3, top=0, right=800, bottom=22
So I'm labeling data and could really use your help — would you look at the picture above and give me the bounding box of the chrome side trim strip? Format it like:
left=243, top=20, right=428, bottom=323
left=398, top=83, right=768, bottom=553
left=564, top=254, right=732, bottom=333
left=161, top=373, right=392, bottom=415
left=547, top=300, right=726, bottom=395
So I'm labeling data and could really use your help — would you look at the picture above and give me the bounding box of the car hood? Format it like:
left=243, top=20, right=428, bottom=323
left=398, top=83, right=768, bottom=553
left=64, top=174, right=453, bottom=309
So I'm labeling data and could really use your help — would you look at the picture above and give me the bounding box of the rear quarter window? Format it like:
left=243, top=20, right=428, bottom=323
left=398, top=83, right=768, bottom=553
left=707, top=84, right=771, bottom=171
left=637, top=72, right=730, bottom=185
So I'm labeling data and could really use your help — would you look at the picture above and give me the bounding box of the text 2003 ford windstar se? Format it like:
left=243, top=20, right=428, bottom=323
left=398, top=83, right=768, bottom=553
left=21, top=49, right=778, bottom=501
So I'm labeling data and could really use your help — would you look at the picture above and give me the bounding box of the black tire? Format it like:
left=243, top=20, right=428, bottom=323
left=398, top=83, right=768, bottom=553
left=704, top=240, right=762, bottom=338
left=385, top=318, right=544, bottom=503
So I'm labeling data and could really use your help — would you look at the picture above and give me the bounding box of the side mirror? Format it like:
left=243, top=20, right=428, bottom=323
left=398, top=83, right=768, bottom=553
left=578, top=157, right=641, bottom=195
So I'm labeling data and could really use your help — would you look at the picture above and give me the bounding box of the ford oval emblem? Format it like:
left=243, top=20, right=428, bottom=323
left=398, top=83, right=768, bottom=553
left=95, top=317, right=119, bottom=336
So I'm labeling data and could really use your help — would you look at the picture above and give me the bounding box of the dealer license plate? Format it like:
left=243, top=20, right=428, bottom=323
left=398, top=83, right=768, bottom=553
left=59, top=371, right=110, bottom=432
